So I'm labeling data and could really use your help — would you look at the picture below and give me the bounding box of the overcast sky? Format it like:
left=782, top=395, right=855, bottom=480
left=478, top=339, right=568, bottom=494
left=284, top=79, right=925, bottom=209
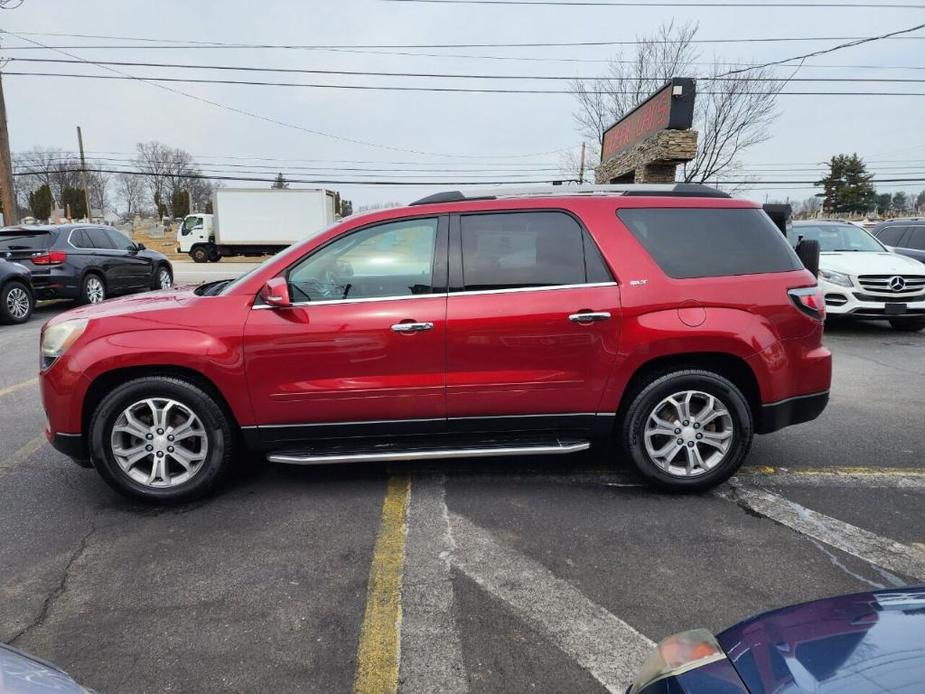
left=1, top=0, right=923, bottom=210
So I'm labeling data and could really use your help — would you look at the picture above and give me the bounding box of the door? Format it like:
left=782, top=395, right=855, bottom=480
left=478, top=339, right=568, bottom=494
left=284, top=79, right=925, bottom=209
left=445, top=210, right=621, bottom=426
left=82, top=227, right=129, bottom=292
left=105, top=227, right=152, bottom=289
left=243, top=215, right=448, bottom=440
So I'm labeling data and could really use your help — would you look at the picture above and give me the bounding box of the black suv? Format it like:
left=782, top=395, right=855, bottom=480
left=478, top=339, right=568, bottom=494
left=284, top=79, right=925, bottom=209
left=0, top=225, right=173, bottom=304
left=872, top=218, right=925, bottom=264
left=0, top=254, right=34, bottom=324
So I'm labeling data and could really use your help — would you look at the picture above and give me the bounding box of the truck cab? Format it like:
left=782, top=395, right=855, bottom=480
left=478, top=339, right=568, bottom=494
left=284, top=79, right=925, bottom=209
left=178, top=214, right=215, bottom=261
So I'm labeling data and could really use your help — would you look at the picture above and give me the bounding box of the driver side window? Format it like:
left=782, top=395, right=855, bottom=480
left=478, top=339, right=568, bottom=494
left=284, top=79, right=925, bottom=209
left=288, top=217, right=439, bottom=302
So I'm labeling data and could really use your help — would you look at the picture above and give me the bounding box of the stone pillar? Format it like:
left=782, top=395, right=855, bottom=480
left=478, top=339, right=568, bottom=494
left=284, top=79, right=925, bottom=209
left=595, top=129, right=698, bottom=185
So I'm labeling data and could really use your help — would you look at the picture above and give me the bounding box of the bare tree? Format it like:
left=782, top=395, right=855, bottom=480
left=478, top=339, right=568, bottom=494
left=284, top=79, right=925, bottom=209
left=87, top=165, right=110, bottom=214
left=134, top=141, right=173, bottom=216
left=571, top=21, right=781, bottom=186
left=133, top=142, right=213, bottom=217
left=796, top=196, right=821, bottom=219
left=13, top=147, right=81, bottom=209
left=117, top=172, right=145, bottom=218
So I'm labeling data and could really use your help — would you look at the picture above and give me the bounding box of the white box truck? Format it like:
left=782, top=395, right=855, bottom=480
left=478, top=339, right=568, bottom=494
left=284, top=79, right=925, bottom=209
left=177, top=188, right=337, bottom=262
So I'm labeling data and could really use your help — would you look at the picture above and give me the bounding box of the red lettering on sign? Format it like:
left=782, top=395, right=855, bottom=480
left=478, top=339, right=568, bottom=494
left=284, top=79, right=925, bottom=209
left=601, top=88, right=673, bottom=161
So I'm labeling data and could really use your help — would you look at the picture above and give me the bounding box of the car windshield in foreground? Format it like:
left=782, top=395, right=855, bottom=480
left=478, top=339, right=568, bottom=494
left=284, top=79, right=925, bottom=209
left=790, top=223, right=885, bottom=253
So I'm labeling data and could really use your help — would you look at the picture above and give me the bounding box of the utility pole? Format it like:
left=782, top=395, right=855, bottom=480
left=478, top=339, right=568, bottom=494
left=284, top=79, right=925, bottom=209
left=578, top=142, right=586, bottom=185
left=0, top=73, right=18, bottom=225
left=76, top=126, right=92, bottom=221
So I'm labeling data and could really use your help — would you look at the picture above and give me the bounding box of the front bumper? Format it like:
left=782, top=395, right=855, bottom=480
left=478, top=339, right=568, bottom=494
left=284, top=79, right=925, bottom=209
left=821, top=279, right=925, bottom=318
left=45, top=423, right=92, bottom=467
left=757, top=390, right=829, bottom=434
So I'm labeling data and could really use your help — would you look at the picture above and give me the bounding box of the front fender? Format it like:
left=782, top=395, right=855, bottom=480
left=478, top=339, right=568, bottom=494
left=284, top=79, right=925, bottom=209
left=49, top=328, right=253, bottom=433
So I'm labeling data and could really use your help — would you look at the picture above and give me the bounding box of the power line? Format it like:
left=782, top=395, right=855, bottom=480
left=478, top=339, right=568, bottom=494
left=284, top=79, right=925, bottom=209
left=4, top=31, right=925, bottom=49
left=384, top=0, right=925, bottom=6
left=7, top=70, right=925, bottom=95
left=12, top=166, right=925, bottom=186
left=717, top=22, right=925, bottom=76
left=8, top=57, right=925, bottom=82
left=0, top=29, right=574, bottom=160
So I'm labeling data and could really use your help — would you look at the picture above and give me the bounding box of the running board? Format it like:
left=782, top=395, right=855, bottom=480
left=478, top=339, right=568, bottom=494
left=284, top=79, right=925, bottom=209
left=267, top=438, right=590, bottom=465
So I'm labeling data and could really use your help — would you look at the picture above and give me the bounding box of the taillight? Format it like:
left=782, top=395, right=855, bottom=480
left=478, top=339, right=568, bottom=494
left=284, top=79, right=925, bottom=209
left=789, top=286, right=825, bottom=320
left=31, top=250, right=67, bottom=265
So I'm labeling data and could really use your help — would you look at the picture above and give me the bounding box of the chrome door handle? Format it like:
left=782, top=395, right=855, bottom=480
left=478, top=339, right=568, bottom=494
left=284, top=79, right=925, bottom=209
left=569, top=312, right=611, bottom=323
left=391, top=321, right=434, bottom=332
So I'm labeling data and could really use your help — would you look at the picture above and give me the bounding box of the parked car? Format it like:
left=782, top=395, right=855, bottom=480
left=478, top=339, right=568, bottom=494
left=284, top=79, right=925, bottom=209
left=871, top=217, right=925, bottom=264
left=0, top=642, right=91, bottom=693
left=0, top=224, right=173, bottom=305
left=789, top=220, right=925, bottom=332
left=628, top=586, right=925, bottom=693
left=0, top=253, right=34, bottom=324
left=39, top=184, right=831, bottom=502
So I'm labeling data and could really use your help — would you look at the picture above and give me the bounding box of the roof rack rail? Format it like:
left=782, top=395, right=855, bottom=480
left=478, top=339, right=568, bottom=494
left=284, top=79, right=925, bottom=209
left=409, top=183, right=730, bottom=206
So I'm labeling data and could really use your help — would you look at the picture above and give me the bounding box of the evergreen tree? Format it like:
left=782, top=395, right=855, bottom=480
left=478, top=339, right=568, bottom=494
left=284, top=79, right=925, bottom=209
left=891, top=192, right=909, bottom=214
left=272, top=173, right=289, bottom=189
left=171, top=190, right=191, bottom=218
left=874, top=193, right=892, bottom=216
left=28, top=184, right=53, bottom=220
left=815, top=154, right=876, bottom=215
left=61, top=186, right=88, bottom=219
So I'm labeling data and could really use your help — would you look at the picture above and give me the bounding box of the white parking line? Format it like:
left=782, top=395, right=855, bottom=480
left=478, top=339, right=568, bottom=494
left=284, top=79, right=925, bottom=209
left=400, top=476, right=468, bottom=694
left=718, top=484, right=925, bottom=582
left=448, top=511, right=654, bottom=693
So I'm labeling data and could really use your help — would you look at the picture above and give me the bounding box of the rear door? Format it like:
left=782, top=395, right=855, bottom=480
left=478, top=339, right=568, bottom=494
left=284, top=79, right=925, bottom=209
left=445, top=209, right=620, bottom=430
left=82, top=227, right=127, bottom=292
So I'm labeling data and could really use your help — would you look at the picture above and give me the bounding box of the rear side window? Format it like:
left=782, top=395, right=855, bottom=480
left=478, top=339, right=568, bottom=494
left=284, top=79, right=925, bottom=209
left=907, top=227, right=925, bottom=251
left=0, top=230, right=52, bottom=251
left=875, top=225, right=908, bottom=247
left=617, top=208, right=802, bottom=279
left=70, top=229, right=92, bottom=248
left=459, top=211, right=610, bottom=291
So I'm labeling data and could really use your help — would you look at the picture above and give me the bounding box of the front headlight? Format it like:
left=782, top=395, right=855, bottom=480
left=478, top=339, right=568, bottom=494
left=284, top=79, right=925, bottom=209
left=41, top=319, right=88, bottom=369
left=818, top=269, right=852, bottom=287
left=629, top=629, right=727, bottom=694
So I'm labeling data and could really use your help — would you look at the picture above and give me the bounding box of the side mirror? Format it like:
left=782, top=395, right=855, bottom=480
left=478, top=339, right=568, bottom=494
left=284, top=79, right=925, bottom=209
left=260, top=277, right=292, bottom=308
left=795, top=239, right=821, bottom=277
left=136, top=243, right=146, bottom=251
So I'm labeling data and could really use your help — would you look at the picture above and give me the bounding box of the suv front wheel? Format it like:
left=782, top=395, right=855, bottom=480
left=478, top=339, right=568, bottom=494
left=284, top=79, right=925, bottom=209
left=621, top=370, right=754, bottom=491
left=89, top=376, right=234, bottom=502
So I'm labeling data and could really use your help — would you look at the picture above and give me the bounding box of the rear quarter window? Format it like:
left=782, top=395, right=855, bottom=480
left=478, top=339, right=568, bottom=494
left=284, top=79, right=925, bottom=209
left=617, top=208, right=803, bottom=279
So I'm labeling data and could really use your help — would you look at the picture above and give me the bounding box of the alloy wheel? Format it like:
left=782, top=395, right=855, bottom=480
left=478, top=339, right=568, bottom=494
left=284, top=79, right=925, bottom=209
left=6, top=286, right=30, bottom=319
left=110, top=398, right=209, bottom=488
left=158, top=268, right=172, bottom=289
left=86, top=276, right=105, bottom=303
left=643, top=390, right=734, bottom=477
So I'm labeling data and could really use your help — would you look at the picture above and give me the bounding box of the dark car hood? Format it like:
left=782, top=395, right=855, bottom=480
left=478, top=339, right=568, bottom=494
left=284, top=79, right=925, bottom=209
left=717, top=587, right=925, bottom=693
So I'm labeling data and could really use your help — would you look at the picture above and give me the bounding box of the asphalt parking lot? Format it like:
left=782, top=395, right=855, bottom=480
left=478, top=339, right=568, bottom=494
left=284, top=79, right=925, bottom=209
left=1, top=261, right=923, bottom=693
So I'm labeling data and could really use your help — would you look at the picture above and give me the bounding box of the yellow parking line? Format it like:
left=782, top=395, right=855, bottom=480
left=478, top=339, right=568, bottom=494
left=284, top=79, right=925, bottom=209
left=0, top=377, right=37, bottom=398
left=354, top=475, right=411, bottom=694
left=0, top=434, right=46, bottom=474
left=749, top=466, right=925, bottom=477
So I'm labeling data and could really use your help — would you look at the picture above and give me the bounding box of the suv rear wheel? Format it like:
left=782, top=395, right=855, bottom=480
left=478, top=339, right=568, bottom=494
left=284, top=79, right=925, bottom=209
left=889, top=317, right=925, bottom=332
left=89, top=376, right=234, bottom=502
left=1, top=281, right=34, bottom=324
left=79, top=273, right=106, bottom=305
left=621, top=370, right=753, bottom=491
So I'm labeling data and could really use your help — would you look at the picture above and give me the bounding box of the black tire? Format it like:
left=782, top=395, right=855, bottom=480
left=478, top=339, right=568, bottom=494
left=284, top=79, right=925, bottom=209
left=208, top=248, right=221, bottom=262
left=89, top=376, right=235, bottom=503
left=151, top=264, right=173, bottom=290
left=889, top=317, right=925, bottom=332
left=620, top=369, right=754, bottom=492
left=0, top=280, right=34, bottom=324
left=190, top=245, right=209, bottom=264
left=78, top=273, right=106, bottom=305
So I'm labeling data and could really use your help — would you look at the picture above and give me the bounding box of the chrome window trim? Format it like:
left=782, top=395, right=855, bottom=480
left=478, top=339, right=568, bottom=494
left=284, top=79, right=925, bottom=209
left=250, top=281, right=618, bottom=309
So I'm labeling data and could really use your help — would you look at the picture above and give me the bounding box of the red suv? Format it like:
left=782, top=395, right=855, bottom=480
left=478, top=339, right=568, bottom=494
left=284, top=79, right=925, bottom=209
left=39, top=184, right=831, bottom=502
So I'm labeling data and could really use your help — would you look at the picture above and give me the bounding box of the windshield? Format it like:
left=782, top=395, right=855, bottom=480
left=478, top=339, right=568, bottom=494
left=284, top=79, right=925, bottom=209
left=181, top=216, right=200, bottom=234
left=789, top=223, right=885, bottom=252
left=218, top=222, right=342, bottom=295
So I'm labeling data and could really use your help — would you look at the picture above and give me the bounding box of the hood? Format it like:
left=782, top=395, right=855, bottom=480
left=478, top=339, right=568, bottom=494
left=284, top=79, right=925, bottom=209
left=820, top=251, right=925, bottom=276
left=717, top=587, right=925, bottom=693
left=46, top=286, right=198, bottom=327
